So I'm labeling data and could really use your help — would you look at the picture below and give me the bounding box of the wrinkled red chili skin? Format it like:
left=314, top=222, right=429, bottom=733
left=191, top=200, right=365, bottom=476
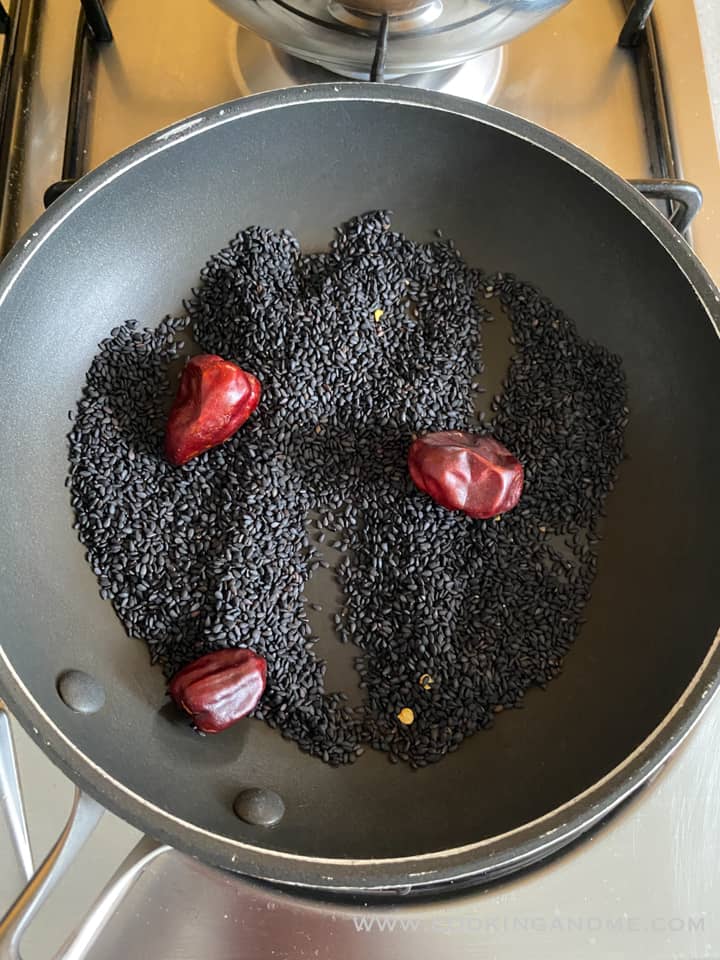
left=168, top=648, right=267, bottom=734
left=408, top=431, right=524, bottom=520
left=164, top=355, right=261, bottom=466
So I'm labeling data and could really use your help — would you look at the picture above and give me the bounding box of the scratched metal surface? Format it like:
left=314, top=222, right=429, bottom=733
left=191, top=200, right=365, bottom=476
left=51, top=691, right=720, bottom=959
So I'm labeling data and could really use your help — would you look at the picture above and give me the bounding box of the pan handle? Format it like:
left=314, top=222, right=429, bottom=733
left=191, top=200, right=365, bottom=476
left=0, top=789, right=104, bottom=960
left=0, top=700, right=33, bottom=883
left=54, top=836, right=169, bottom=960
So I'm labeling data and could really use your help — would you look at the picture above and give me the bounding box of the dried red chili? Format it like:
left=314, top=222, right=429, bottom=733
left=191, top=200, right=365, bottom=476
left=168, top=648, right=267, bottom=734
left=408, top=430, right=524, bottom=520
left=164, top=354, right=261, bottom=466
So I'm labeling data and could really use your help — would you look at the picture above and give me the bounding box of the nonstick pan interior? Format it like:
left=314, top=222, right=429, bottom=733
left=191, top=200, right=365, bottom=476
left=0, top=87, right=718, bottom=889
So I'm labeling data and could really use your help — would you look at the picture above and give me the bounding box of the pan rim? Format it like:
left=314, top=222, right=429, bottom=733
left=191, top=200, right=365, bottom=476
left=1, top=623, right=719, bottom=889
left=0, top=82, right=719, bottom=893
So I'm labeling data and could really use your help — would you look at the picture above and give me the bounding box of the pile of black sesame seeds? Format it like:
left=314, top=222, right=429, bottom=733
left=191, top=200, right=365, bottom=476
left=68, top=211, right=627, bottom=768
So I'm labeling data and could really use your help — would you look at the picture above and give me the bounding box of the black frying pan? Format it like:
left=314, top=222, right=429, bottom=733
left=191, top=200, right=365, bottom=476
left=0, top=85, right=718, bottom=897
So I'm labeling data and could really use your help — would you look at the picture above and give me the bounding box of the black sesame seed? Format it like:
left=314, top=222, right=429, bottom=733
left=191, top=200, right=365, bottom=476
left=68, top=211, right=626, bottom=769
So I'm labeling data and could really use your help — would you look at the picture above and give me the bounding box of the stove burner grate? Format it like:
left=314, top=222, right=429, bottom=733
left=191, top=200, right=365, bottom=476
left=0, top=0, right=705, bottom=250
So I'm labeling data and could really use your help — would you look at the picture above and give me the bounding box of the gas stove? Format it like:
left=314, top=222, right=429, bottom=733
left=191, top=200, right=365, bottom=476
left=1, top=1, right=719, bottom=957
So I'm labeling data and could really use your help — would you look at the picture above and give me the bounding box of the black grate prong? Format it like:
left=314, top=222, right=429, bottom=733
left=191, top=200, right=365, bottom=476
left=80, top=0, right=112, bottom=43
left=619, top=0, right=655, bottom=48
left=370, top=13, right=389, bottom=82
left=44, top=0, right=113, bottom=206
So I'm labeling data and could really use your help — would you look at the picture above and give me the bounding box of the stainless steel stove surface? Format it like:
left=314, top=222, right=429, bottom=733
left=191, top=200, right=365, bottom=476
left=1, top=0, right=719, bottom=957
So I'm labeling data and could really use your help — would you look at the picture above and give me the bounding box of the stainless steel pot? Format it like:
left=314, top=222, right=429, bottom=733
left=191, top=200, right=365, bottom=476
left=212, top=0, right=572, bottom=78
left=345, top=0, right=426, bottom=12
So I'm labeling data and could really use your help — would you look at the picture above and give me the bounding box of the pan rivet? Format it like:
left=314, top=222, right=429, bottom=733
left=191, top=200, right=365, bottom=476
left=233, top=788, right=285, bottom=827
left=56, top=670, right=106, bottom=715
